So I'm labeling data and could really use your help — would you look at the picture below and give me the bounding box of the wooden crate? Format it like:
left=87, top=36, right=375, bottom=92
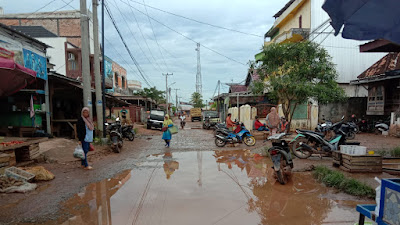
left=0, top=150, right=16, bottom=168
left=341, top=153, right=382, bottom=173
left=382, top=157, right=400, bottom=175
left=14, top=143, right=41, bottom=162
left=332, top=151, right=342, bottom=167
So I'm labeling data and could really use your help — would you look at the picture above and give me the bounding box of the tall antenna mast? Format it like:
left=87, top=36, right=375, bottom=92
left=195, top=43, right=202, bottom=95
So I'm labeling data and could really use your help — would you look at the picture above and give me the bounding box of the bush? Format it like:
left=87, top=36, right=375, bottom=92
left=313, top=166, right=375, bottom=198
left=392, top=146, right=400, bottom=157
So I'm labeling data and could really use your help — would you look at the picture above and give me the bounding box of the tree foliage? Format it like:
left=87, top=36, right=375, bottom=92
left=191, top=92, right=204, bottom=108
left=257, top=41, right=345, bottom=127
left=135, top=87, right=165, bottom=104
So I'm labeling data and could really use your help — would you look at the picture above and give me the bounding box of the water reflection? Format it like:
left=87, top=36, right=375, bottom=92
left=58, top=170, right=131, bottom=225
left=162, top=151, right=180, bottom=180
left=213, top=150, right=332, bottom=225
left=40, top=150, right=360, bottom=225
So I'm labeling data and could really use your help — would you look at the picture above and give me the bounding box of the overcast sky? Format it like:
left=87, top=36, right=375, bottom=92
left=0, top=0, right=283, bottom=102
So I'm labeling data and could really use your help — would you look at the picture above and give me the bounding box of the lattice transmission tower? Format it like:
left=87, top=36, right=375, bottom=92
left=195, top=43, right=202, bottom=95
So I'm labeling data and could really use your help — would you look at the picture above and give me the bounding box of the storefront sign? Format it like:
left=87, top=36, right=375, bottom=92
left=23, top=48, right=47, bottom=80
left=0, top=39, right=24, bottom=65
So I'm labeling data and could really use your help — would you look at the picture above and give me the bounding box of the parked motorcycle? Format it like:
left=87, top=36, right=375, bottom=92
left=267, top=133, right=293, bottom=185
left=214, top=123, right=228, bottom=136
left=121, top=124, right=135, bottom=141
left=105, top=118, right=123, bottom=153
left=291, top=117, right=360, bottom=159
left=215, top=122, right=256, bottom=147
left=345, top=121, right=358, bottom=140
left=374, top=122, right=389, bottom=135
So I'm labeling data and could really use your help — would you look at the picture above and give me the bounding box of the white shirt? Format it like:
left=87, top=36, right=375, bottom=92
left=180, top=115, right=186, bottom=121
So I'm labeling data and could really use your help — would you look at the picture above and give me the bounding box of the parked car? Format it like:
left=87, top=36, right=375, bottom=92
left=147, top=110, right=165, bottom=130
left=202, top=111, right=220, bottom=129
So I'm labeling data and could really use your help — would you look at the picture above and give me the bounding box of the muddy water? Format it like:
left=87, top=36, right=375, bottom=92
left=42, top=150, right=368, bottom=225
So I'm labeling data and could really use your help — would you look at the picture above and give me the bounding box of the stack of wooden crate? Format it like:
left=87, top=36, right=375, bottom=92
left=15, top=143, right=41, bottom=162
left=332, top=151, right=382, bottom=173
left=0, top=150, right=16, bottom=169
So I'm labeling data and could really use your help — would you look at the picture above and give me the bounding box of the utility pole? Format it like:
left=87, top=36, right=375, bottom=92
left=101, top=0, right=106, bottom=137
left=163, top=73, right=173, bottom=114
left=173, top=88, right=179, bottom=110
left=195, top=43, right=202, bottom=95
left=80, top=0, right=92, bottom=117
left=217, top=80, right=220, bottom=116
left=92, top=0, right=103, bottom=134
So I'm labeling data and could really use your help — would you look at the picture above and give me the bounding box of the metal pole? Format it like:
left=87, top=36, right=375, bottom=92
left=162, top=73, right=173, bottom=114
left=93, top=0, right=103, bottom=134
left=44, top=79, right=51, bottom=134
left=101, top=0, right=106, bottom=137
left=217, top=80, right=220, bottom=117
left=237, top=92, right=239, bottom=121
left=80, top=0, right=92, bottom=117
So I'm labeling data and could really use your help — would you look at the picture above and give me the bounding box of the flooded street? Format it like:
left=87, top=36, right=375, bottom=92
left=40, top=149, right=367, bottom=225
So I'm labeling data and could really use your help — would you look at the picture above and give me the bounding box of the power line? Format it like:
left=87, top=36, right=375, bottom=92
left=126, top=0, right=262, bottom=38
left=108, top=0, right=163, bottom=73
left=26, top=0, right=58, bottom=18
left=141, top=0, right=170, bottom=71
left=21, top=0, right=75, bottom=19
left=105, top=2, right=153, bottom=87
left=119, top=0, right=246, bottom=66
left=124, top=0, right=165, bottom=71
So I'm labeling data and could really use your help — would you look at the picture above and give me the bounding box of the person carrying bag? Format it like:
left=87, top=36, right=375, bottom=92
left=162, top=115, right=174, bottom=148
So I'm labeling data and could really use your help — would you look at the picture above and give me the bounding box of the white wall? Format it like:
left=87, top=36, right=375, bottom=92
left=311, top=0, right=385, bottom=85
left=339, top=83, right=368, bottom=98
left=37, top=37, right=67, bottom=76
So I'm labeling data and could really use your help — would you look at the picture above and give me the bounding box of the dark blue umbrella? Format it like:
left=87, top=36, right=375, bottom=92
left=322, top=0, right=400, bottom=44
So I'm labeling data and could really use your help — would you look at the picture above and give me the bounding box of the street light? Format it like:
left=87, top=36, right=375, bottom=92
left=168, top=82, right=176, bottom=88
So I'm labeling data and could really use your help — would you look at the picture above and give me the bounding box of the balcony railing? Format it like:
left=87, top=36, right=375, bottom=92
left=274, top=28, right=310, bottom=44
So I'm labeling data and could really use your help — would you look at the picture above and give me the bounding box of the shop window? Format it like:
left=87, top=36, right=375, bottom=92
left=115, top=73, right=119, bottom=88
left=122, top=76, right=126, bottom=89
left=68, top=53, right=77, bottom=71
left=376, top=86, right=384, bottom=101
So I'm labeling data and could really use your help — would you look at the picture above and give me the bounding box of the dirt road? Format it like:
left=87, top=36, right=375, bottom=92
left=0, top=121, right=376, bottom=225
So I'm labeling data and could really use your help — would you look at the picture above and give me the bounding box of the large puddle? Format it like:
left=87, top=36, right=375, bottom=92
left=43, top=150, right=370, bottom=225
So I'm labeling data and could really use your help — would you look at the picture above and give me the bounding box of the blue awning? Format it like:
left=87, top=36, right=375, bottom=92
left=322, top=0, right=400, bottom=44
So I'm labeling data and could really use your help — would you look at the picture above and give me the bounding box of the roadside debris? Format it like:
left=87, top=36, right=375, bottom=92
left=0, top=176, right=37, bottom=193
left=24, top=166, right=55, bottom=181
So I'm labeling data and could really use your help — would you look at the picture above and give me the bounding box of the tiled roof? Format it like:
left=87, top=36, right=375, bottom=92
left=10, top=26, right=58, bottom=38
left=358, top=53, right=400, bottom=79
left=251, top=69, right=260, bottom=81
left=229, top=85, right=247, bottom=93
left=273, top=0, right=295, bottom=18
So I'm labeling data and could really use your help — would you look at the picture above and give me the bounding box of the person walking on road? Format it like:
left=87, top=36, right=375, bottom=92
left=226, top=113, right=235, bottom=131
left=179, top=113, right=186, bottom=129
left=162, top=114, right=174, bottom=148
left=77, top=107, right=94, bottom=170
left=266, top=107, right=280, bottom=136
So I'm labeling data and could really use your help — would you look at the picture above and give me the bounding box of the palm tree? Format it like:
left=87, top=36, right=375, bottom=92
left=191, top=92, right=204, bottom=108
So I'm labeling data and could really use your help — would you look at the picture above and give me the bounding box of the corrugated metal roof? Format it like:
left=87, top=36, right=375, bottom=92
left=11, top=26, right=58, bottom=38
left=358, top=53, right=400, bottom=79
